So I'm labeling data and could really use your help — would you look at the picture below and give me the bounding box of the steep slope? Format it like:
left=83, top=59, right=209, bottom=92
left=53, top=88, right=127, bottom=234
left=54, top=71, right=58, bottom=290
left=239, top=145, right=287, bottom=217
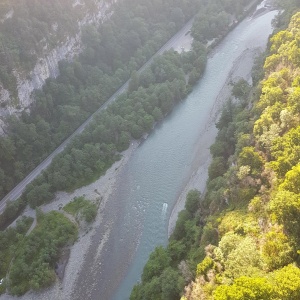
left=0, top=0, right=114, bottom=121
left=182, top=12, right=300, bottom=297
left=130, top=5, right=300, bottom=300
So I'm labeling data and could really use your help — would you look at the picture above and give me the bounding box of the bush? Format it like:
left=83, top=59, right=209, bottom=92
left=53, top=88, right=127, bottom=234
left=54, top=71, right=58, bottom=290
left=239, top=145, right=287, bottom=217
left=185, top=190, right=201, bottom=214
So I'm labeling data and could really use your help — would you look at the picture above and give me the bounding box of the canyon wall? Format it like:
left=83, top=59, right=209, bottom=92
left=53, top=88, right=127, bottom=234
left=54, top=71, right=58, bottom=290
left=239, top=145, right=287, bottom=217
left=0, top=0, right=116, bottom=124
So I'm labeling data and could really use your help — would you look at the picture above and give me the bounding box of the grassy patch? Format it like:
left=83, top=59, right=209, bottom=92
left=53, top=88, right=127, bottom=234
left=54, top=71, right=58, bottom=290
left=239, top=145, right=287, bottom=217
left=63, top=196, right=97, bottom=223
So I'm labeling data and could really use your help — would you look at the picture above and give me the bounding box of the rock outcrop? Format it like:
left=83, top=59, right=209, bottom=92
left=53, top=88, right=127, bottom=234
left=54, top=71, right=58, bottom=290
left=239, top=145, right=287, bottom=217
left=0, top=0, right=115, bottom=123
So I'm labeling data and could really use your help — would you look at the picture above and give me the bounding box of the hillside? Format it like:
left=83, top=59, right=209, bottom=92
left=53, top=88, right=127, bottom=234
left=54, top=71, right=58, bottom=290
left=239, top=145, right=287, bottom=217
left=184, top=11, right=300, bottom=295
left=0, top=0, right=203, bottom=205
left=0, top=0, right=114, bottom=119
left=130, top=5, right=300, bottom=300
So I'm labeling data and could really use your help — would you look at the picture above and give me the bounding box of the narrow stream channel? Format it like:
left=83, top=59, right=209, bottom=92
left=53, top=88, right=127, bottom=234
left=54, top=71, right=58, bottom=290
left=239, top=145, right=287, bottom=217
left=72, top=6, right=278, bottom=300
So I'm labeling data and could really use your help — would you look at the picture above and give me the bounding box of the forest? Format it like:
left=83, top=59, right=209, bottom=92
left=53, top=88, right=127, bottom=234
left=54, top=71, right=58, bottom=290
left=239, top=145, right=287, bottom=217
left=0, top=0, right=254, bottom=295
left=130, top=3, right=300, bottom=300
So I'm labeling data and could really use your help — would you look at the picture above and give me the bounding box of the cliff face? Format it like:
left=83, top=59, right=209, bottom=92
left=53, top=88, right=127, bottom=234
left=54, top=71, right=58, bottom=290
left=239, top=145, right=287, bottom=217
left=0, top=0, right=115, bottom=124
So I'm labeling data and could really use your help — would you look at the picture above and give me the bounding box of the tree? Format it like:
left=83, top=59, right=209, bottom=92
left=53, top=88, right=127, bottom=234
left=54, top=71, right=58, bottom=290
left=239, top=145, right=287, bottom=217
left=171, top=210, right=192, bottom=241
left=224, top=236, right=262, bottom=279
left=141, top=277, right=162, bottom=300
left=262, top=228, right=294, bottom=271
left=231, top=79, right=251, bottom=102
left=238, top=147, right=263, bottom=175
left=280, top=164, right=300, bottom=193
left=128, top=71, right=140, bottom=93
left=141, top=246, right=171, bottom=282
left=167, top=240, right=186, bottom=263
left=196, top=256, right=214, bottom=276
left=219, top=232, right=243, bottom=259
left=269, top=190, right=300, bottom=240
left=152, top=107, right=163, bottom=121
left=143, top=114, right=155, bottom=132
left=161, top=268, right=185, bottom=300
left=130, top=124, right=143, bottom=139
left=271, top=264, right=300, bottom=299
left=82, top=204, right=97, bottom=223
left=208, top=157, right=227, bottom=180
left=185, top=190, right=201, bottom=214
left=156, top=84, right=174, bottom=114
left=213, top=277, right=274, bottom=300
left=188, top=68, right=202, bottom=85
left=26, top=183, right=53, bottom=208
left=170, top=7, right=184, bottom=28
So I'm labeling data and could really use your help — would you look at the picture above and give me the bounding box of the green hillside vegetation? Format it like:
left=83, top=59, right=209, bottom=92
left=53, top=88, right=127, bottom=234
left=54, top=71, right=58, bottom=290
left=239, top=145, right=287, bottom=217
left=0, top=0, right=105, bottom=95
left=130, top=8, right=300, bottom=300
left=0, top=216, right=33, bottom=293
left=0, top=0, right=253, bottom=229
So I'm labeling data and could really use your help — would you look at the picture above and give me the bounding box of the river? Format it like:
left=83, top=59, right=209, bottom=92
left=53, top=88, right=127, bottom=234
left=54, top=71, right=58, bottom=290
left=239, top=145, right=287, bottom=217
left=69, top=7, right=278, bottom=300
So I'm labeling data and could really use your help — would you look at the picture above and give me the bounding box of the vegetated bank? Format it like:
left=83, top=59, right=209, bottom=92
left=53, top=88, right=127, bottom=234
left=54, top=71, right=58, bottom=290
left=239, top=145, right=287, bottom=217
left=0, top=0, right=259, bottom=296
left=130, top=3, right=300, bottom=300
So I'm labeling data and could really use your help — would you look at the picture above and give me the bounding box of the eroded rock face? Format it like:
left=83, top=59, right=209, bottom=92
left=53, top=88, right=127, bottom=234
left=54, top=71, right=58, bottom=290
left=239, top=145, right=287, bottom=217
left=14, top=34, right=82, bottom=111
left=0, top=0, right=116, bottom=124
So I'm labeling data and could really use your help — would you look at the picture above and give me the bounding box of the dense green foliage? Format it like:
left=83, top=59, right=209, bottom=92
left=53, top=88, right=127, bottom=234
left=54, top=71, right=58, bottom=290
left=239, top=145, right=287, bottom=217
left=0, top=197, right=27, bottom=230
left=191, top=0, right=251, bottom=43
left=132, top=8, right=300, bottom=300
left=183, top=10, right=300, bottom=298
left=0, top=216, right=33, bottom=294
left=63, top=196, right=97, bottom=223
left=8, top=211, right=77, bottom=295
